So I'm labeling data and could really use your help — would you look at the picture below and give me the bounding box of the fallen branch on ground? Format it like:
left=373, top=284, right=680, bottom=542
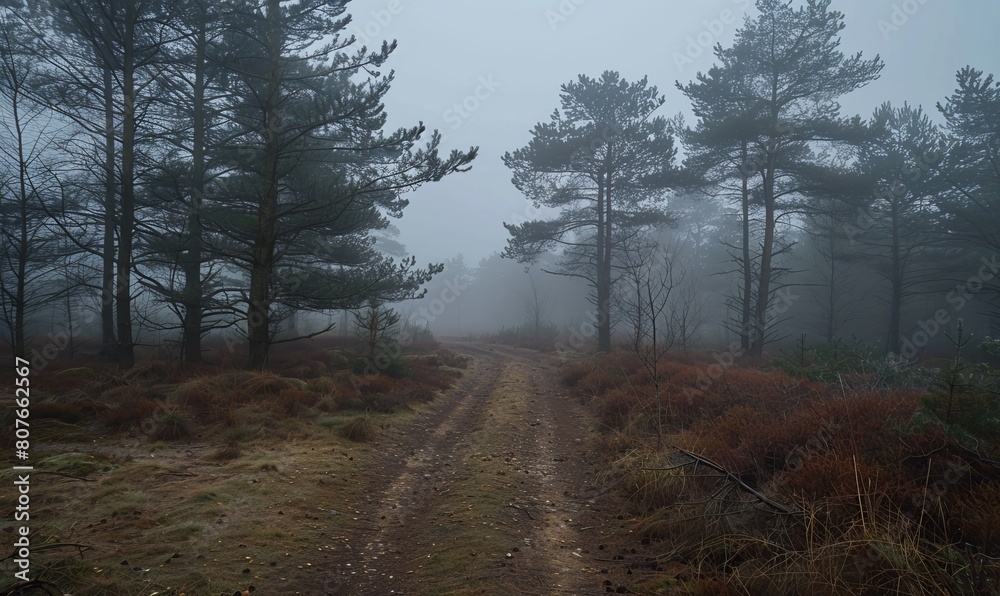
left=643, top=447, right=795, bottom=515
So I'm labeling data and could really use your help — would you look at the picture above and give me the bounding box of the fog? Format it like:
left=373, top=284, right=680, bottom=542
left=356, top=1, right=1000, bottom=264
left=4, top=0, right=1000, bottom=366
left=340, top=1, right=1000, bottom=348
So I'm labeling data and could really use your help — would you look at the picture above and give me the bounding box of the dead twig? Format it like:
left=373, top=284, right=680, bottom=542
left=644, top=447, right=795, bottom=515
left=508, top=504, right=534, bottom=520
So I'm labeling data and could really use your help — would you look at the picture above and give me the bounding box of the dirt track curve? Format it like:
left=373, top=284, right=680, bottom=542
left=317, top=342, right=650, bottom=595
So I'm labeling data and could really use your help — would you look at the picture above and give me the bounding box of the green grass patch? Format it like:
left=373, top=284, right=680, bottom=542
left=36, top=452, right=118, bottom=477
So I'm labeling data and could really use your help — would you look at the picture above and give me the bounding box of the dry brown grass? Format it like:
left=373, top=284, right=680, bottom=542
left=338, top=415, right=377, bottom=442
left=573, top=350, right=1000, bottom=594
left=1, top=339, right=472, bottom=596
left=95, top=384, right=163, bottom=431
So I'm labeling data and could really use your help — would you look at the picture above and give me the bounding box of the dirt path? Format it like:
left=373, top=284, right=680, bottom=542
left=319, top=343, right=645, bottom=595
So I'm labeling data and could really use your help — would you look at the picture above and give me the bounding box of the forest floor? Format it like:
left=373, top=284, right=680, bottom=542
left=1, top=343, right=669, bottom=596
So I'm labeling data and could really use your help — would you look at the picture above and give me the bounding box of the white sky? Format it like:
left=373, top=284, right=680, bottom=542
left=342, top=0, right=1000, bottom=266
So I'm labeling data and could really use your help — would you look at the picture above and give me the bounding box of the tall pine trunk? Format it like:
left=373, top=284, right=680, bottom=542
left=101, top=63, right=117, bottom=359
left=246, top=0, right=282, bottom=370
left=595, top=172, right=610, bottom=352
left=887, top=206, right=902, bottom=354
left=750, top=152, right=777, bottom=358
left=826, top=223, right=837, bottom=345
left=739, top=141, right=753, bottom=355
left=12, top=81, right=27, bottom=356
left=116, top=0, right=136, bottom=370
left=596, top=147, right=614, bottom=352
left=182, top=17, right=207, bottom=364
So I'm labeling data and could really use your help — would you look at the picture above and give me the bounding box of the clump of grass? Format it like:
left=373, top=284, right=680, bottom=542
left=96, top=384, right=163, bottom=432
left=176, top=371, right=303, bottom=424
left=397, top=380, right=436, bottom=403
left=275, top=387, right=315, bottom=416
left=53, top=366, right=99, bottom=379
left=208, top=425, right=257, bottom=461
left=30, top=419, right=95, bottom=444
left=356, top=374, right=397, bottom=396
left=311, top=392, right=339, bottom=413
left=306, top=376, right=339, bottom=396
left=560, top=361, right=591, bottom=387
left=36, top=452, right=117, bottom=477
left=88, top=489, right=149, bottom=516
left=46, top=367, right=104, bottom=393
left=210, top=443, right=241, bottom=461
left=363, top=394, right=403, bottom=413
left=276, top=360, right=328, bottom=379
left=338, top=415, right=376, bottom=442
left=148, top=406, right=191, bottom=441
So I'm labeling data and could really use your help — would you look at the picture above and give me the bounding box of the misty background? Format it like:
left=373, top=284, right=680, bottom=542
left=372, top=1, right=1000, bottom=343
left=3, top=0, right=1000, bottom=366
left=363, top=1, right=1000, bottom=265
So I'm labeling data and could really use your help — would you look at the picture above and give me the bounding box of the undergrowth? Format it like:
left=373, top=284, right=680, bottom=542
left=0, top=336, right=470, bottom=595
left=568, top=345, right=1000, bottom=594
left=485, top=320, right=560, bottom=351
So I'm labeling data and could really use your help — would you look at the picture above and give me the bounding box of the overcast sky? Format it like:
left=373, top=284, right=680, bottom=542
left=342, top=0, right=1000, bottom=268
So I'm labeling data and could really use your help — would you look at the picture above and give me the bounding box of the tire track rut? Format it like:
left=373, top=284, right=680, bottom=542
left=322, top=344, right=614, bottom=595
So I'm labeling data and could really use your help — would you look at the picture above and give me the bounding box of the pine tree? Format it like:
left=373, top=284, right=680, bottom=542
left=502, top=71, right=680, bottom=352
left=937, top=67, right=1000, bottom=330
left=679, top=0, right=882, bottom=356
left=24, top=0, right=174, bottom=368
left=216, top=0, right=477, bottom=369
left=855, top=103, right=947, bottom=352
left=0, top=2, right=63, bottom=356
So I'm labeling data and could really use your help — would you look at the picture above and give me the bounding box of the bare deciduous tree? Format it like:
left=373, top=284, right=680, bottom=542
left=616, top=236, right=682, bottom=450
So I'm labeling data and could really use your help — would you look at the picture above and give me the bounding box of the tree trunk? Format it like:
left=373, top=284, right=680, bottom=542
left=65, top=268, right=75, bottom=360
left=100, top=63, right=117, bottom=359
left=116, top=0, right=136, bottom=370
left=13, top=80, right=27, bottom=356
left=595, top=170, right=610, bottom=352
left=182, top=17, right=207, bottom=364
left=887, top=205, right=902, bottom=354
left=739, top=141, right=752, bottom=355
left=750, top=152, right=776, bottom=358
left=246, top=0, right=283, bottom=370
left=826, top=223, right=836, bottom=345
left=597, top=148, right=614, bottom=352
